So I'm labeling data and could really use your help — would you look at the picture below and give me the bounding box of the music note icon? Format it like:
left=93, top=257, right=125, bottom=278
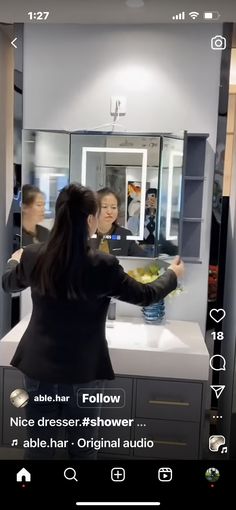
left=221, top=446, right=228, bottom=454
left=11, top=439, right=18, bottom=446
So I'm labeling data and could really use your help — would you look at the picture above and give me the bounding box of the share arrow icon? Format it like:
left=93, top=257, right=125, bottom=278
left=210, top=385, right=225, bottom=399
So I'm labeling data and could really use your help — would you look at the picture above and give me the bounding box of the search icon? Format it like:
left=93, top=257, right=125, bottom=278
left=64, top=467, right=78, bottom=482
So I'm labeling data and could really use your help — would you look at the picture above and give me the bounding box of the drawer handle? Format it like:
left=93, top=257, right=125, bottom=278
left=148, top=400, right=190, bottom=407
left=153, top=440, right=187, bottom=447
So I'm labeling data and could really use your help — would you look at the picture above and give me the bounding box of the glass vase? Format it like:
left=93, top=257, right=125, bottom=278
left=142, top=299, right=165, bottom=324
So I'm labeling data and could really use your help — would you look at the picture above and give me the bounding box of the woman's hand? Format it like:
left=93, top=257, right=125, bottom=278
left=168, top=256, right=185, bottom=279
left=10, top=248, right=23, bottom=263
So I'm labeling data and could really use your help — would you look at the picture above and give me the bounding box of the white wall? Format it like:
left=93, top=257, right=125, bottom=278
left=22, top=23, right=222, bottom=333
left=23, top=24, right=221, bottom=139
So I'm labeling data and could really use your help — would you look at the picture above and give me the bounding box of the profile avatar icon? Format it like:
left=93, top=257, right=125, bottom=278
left=205, top=467, right=220, bottom=483
left=10, top=389, right=29, bottom=408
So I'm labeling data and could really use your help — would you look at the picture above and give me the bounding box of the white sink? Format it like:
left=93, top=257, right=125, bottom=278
left=106, top=316, right=209, bottom=380
left=0, top=314, right=209, bottom=381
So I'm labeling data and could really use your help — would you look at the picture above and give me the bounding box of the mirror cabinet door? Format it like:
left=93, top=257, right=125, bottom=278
left=70, top=134, right=162, bottom=258
left=21, top=130, right=70, bottom=247
left=157, top=136, right=184, bottom=258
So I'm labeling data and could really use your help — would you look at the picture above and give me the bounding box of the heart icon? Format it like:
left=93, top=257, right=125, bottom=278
left=209, top=309, right=226, bottom=323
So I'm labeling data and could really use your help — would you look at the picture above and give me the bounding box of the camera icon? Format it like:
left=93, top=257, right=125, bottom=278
left=211, top=35, right=226, bottom=50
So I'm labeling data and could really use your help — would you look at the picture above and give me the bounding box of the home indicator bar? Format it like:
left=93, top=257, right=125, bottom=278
left=76, top=503, right=161, bottom=507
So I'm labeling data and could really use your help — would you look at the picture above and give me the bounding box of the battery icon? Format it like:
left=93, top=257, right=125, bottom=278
left=204, top=11, right=221, bottom=20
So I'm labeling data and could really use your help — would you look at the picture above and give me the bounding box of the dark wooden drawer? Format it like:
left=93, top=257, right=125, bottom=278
left=136, top=379, right=202, bottom=422
left=134, top=418, right=199, bottom=459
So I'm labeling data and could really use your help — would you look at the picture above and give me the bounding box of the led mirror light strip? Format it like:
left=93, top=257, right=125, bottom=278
left=165, top=150, right=183, bottom=241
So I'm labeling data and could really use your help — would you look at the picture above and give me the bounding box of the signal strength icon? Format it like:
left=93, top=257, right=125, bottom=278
left=189, top=11, right=200, bottom=20
left=172, top=12, right=185, bottom=21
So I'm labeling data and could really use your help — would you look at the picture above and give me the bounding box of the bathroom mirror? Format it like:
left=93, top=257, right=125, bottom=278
left=70, top=132, right=184, bottom=258
left=158, top=136, right=184, bottom=257
left=81, top=146, right=147, bottom=241
left=21, top=130, right=70, bottom=246
left=21, top=130, right=184, bottom=258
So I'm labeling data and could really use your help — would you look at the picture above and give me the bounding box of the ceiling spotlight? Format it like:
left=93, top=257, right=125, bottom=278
left=126, top=0, right=145, bottom=7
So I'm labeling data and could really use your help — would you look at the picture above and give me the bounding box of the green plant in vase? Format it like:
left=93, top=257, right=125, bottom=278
left=128, top=263, right=183, bottom=324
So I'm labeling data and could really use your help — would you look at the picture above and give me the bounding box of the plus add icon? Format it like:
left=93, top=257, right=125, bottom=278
left=111, top=467, right=125, bottom=482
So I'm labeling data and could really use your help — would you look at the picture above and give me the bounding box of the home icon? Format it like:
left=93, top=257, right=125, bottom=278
left=16, top=468, right=31, bottom=482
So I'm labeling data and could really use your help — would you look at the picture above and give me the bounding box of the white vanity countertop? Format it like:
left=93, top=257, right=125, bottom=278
left=0, top=315, right=209, bottom=381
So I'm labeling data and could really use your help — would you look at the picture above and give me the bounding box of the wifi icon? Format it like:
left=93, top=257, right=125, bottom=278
left=189, top=11, right=199, bottom=20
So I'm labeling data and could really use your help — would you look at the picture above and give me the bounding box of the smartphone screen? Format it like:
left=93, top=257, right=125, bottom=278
left=0, top=1, right=236, bottom=507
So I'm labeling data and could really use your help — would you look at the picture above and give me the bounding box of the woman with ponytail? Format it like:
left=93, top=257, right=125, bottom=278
left=2, top=183, right=184, bottom=460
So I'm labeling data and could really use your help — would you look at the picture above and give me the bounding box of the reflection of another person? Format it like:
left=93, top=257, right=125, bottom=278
left=144, top=188, right=178, bottom=256
left=22, top=185, right=50, bottom=246
left=127, top=202, right=140, bottom=235
left=126, top=188, right=157, bottom=243
left=2, top=183, right=185, bottom=460
left=90, top=187, right=146, bottom=257
left=126, top=188, right=158, bottom=242
left=143, top=188, right=157, bottom=245
left=127, top=182, right=141, bottom=235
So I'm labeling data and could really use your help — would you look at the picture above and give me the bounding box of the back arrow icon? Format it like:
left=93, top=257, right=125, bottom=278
left=11, top=38, right=17, bottom=49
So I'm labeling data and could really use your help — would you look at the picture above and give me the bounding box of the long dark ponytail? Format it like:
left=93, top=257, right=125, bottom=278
left=32, top=183, right=98, bottom=299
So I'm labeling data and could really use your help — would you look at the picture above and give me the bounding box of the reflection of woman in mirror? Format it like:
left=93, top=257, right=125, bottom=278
left=144, top=188, right=157, bottom=245
left=126, top=188, right=158, bottom=257
left=142, top=188, right=178, bottom=257
left=22, top=185, right=50, bottom=247
left=90, top=188, right=146, bottom=257
left=127, top=182, right=141, bottom=235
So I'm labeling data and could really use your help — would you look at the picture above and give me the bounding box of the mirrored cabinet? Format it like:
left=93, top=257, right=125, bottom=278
left=20, top=130, right=208, bottom=262
left=21, top=130, right=70, bottom=237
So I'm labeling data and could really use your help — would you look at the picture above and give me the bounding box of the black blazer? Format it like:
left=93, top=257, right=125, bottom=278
left=2, top=244, right=177, bottom=384
left=89, top=225, right=147, bottom=257
left=22, top=224, right=50, bottom=247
